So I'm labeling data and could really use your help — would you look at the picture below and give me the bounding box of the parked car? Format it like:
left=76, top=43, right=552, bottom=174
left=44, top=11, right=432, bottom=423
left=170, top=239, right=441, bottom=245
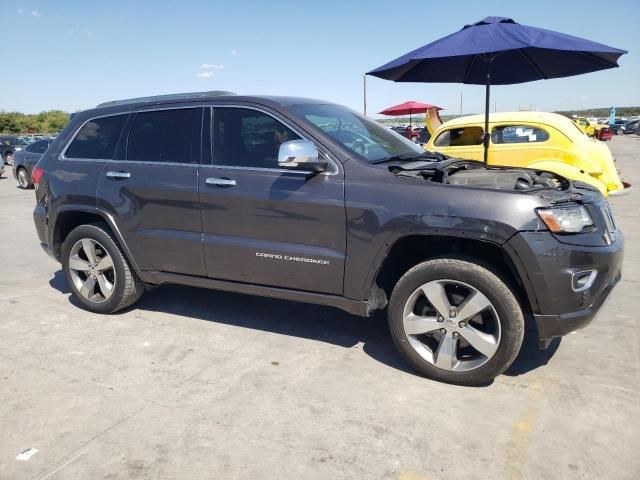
left=623, top=119, right=640, bottom=135
left=12, top=139, right=52, bottom=189
left=597, top=126, right=613, bottom=141
left=426, top=111, right=628, bottom=197
left=32, top=92, right=624, bottom=385
left=391, top=125, right=420, bottom=142
left=611, top=120, right=627, bottom=135
left=0, top=135, right=30, bottom=165
left=574, top=117, right=597, bottom=136
left=413, top=127, right=430, bottom=144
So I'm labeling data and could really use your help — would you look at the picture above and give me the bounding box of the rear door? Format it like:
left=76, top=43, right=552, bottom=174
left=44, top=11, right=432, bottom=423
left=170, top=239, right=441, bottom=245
left=198, top=105, right=346, bottom=294
left=97, top=106, right=206, bottom=276
left=489, top=124, right=554, bottom=168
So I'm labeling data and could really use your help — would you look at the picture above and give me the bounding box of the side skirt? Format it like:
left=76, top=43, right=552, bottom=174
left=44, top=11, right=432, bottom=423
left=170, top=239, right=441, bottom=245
left=140, top=271, right=372, bottom=317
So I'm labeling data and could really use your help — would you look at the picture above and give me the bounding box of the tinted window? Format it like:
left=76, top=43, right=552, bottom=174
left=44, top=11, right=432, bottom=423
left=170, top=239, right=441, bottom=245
left=27, top=140, right=50, bottom=154
left=66, top=114, right=128, bottom=159
left=290, top=103, right=424, bottom=163
left=212, top=108, right=300, bottom=168
left=491, top=125, right=549, bottom=144
left=126, top=108, right=202, bottom=163
left=434, top=127, right=484, bottom=147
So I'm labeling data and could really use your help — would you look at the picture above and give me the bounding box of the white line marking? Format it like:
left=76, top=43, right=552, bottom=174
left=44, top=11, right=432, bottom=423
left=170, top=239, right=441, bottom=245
left=39, top=448, right=89, bottom=480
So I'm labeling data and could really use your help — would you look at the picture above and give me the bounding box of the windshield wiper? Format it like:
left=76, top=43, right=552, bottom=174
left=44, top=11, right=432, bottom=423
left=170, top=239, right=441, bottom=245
left=373, top=151, right=451, bottom=164
left=373, top=152, right=434, bottom=164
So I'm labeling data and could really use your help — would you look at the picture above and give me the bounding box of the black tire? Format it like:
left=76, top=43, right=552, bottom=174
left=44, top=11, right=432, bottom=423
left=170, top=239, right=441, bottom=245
left=17, top=167, right=33, bottom=189
left=61, top=223, right=144, bottom=313
left=616, top=128, right=624, bottom=135
left=388, top=258, right=524, bottom=385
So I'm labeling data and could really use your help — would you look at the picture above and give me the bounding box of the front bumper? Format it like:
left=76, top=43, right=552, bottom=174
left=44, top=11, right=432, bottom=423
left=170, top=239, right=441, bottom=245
left=506, top=230, right=624, bottom=348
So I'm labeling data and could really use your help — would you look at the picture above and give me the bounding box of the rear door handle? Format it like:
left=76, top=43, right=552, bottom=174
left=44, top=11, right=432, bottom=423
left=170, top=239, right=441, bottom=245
left=106, top=171, right=131, bottom=179
left=206, top=177, right=236, bottom=187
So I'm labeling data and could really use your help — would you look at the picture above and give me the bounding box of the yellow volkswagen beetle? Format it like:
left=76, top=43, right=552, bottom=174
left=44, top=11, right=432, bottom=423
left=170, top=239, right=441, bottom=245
left=425, top=111, right=628, bottom=197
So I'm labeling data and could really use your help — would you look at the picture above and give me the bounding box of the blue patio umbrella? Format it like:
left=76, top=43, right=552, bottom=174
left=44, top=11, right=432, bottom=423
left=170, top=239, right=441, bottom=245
left=367, top=17, right=627, bottom=162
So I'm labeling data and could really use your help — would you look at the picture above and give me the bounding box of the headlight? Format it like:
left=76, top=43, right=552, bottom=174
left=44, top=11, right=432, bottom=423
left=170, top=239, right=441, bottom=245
left=15, top=147, right=22, bottom=151
left=537, top=205, right=594, bottom=233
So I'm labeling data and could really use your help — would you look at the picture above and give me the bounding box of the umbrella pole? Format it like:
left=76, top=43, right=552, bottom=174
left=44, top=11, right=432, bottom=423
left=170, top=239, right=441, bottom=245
left=483, top=61, right=492, bottom=164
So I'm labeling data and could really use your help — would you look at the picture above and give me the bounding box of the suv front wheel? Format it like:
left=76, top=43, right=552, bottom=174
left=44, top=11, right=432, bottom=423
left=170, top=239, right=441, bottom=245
left=388, top=258, right=524, bottom=385
left=61, top=223, right=144, bottom=314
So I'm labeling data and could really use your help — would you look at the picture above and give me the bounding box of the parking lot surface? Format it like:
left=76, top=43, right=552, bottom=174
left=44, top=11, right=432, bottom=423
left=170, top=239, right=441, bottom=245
left=1, top=136, right=639, bottom=480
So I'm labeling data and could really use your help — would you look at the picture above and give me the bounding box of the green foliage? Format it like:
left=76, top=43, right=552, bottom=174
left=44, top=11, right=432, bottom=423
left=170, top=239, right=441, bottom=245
left=0, top=110, right=71, bottom=134
left=554, top=106, right=640, bottom=118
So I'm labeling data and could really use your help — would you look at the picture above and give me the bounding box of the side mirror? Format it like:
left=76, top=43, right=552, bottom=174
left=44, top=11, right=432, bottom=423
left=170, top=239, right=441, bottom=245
left=278, top=140, right=326, bottom=173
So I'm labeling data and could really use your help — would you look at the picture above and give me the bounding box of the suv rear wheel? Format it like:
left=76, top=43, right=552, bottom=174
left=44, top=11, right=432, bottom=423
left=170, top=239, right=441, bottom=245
left=61, top=223, right=143, bottom=313
left=388, top=258, right=524, bottom=385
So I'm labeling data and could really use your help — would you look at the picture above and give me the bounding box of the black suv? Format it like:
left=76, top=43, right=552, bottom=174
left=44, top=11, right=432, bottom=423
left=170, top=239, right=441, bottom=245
left=32, top=92, right=623, bottom=385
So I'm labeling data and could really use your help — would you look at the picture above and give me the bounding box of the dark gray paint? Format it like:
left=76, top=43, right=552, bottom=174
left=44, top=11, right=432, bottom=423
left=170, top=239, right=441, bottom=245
left=32, top=93, right=624, bottom=347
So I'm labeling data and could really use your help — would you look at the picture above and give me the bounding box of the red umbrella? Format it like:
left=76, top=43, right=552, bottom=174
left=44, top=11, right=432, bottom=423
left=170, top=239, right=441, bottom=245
left=379, top=101, right=442, bottom=135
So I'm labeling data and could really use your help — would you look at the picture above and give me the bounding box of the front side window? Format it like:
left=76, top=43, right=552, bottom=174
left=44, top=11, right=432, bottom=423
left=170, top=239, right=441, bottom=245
left=491, top=125, right=549, bottom=144
left=212, top=108, right=300, bottom=168
left=65, top=114, right=128, bottom=159
left=126, top=108, right=202, bottom=163
left=434, top=127, right=484, bottom=147
left=290, top=103, right=423, bottom=163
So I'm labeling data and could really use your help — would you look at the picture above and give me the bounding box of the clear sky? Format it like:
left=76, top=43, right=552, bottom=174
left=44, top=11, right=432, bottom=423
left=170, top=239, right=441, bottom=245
left=1, top=0, right=638, bottom=116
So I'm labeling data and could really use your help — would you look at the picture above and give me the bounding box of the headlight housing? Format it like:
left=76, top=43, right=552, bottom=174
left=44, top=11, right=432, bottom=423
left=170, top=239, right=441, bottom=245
left=537, top=205, right=594, bottom=233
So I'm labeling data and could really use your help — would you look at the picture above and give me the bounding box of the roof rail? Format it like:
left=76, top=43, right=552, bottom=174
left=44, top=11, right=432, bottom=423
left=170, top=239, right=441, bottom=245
left=96, top=91, right=237, bottom=108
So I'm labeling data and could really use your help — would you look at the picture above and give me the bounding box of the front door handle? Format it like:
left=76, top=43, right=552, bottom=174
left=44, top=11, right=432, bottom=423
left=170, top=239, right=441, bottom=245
left=206, top=177, right=236, bottom=187
left=106, top=171, right=131, bottom=179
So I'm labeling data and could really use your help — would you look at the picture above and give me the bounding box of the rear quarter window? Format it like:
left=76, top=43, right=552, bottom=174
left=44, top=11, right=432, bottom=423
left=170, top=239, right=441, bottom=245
left=491, top=125, right=549, bottom=144
left=65, top=114, right=128, bottom=159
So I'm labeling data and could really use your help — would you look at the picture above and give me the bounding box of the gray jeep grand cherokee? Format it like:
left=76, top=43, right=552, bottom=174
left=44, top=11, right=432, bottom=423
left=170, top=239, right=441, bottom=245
left=32, top=92, right=623, bottom=385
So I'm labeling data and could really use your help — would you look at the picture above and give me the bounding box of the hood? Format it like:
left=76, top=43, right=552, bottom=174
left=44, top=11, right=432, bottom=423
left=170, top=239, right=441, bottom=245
left=387, top=154, right=602, bottom=205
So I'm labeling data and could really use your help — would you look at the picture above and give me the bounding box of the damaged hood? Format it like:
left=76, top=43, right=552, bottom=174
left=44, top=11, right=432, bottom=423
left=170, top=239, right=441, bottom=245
left=386, top=154, right=601, bottom=205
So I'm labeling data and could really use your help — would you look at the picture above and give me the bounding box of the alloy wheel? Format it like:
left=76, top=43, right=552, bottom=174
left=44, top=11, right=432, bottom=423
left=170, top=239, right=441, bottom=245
left=402, top=279, right=501, bottom=372
left=68, top=238, right=116, bottom=303
left=17, top=169, right=29, bottom=188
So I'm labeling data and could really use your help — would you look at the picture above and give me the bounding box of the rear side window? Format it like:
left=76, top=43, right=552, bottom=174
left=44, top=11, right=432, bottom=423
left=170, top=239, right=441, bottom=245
left=126, top=108, right=202, bottom=163
left=212, top=108, right=300, bottom=168
left=65, top=114, right=128, bottom=159
left=27, top=140, right=50, bottom=154
left=434, top=127, right=483, bottom=147
left=491, top=125, right=549, bottom=144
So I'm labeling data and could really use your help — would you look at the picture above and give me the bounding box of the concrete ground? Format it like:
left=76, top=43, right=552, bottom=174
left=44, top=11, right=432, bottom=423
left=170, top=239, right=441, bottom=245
left=1, top=136, right=639, bottom=480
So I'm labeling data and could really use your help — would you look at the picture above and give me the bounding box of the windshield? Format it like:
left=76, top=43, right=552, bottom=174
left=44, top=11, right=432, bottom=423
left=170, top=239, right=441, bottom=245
left=290, top=103, right=424, bottom=162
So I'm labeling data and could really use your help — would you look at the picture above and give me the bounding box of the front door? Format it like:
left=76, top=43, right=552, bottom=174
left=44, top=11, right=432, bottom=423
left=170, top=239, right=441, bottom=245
left=198, top=106, right=346, bottom=295
left=97, top=106, right=206, bottom=276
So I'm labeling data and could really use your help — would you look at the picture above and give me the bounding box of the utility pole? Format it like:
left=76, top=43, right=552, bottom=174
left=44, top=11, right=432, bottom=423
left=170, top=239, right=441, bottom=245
left=363, top=75, right=367, bottom=116
left=459, top=89, right=463, bottom=115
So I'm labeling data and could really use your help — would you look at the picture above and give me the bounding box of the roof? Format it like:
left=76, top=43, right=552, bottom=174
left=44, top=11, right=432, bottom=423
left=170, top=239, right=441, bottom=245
left=442, top=111, right=576, bottom=129
left=94, top=92, right=332, bottom=110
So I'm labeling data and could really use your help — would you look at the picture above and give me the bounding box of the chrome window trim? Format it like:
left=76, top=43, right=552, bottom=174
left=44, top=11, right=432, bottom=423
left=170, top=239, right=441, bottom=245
left=207, top=104, right=340, bottom=176
left=58, top=103, right=341, bottom=175
left=199, top=164, right=312, bottom=175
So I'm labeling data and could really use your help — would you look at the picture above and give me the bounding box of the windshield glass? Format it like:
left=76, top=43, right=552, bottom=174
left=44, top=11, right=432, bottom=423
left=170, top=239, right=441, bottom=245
left=290, top=103, right=424, bottom=162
